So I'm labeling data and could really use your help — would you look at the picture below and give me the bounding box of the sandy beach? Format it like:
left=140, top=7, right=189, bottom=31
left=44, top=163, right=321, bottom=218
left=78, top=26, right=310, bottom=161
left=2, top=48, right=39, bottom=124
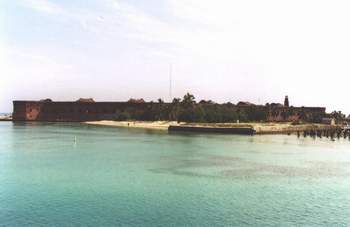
left=84, top=120, right=179, bottom=130
left=84, top=121, right=338, bottom=134
left=0, top=115, right=12, bottom=121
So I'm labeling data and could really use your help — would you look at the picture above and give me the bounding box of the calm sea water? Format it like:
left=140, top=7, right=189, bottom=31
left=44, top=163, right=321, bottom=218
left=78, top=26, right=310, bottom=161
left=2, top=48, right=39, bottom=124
left=1, top=122, right=350, bottom=226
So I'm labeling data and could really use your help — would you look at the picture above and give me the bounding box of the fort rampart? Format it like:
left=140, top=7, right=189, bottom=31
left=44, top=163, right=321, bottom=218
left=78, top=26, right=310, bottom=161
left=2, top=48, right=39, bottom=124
left=12, top=100, right=326, bottom=123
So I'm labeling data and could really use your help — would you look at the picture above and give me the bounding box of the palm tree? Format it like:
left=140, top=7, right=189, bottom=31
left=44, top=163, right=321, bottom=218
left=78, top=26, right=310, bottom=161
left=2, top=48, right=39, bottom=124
left=172, top=98, right=181, bottom=104
left=170, top=98, right=181, bottom=120
left=181, top=93, right=196, bottom=108
left=157, top=98, right=164, bottom=120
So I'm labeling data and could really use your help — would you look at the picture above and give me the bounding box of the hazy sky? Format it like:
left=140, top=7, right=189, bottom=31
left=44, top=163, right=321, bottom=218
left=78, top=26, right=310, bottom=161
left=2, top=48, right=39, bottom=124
left=1, top=0, right=350, bottom=114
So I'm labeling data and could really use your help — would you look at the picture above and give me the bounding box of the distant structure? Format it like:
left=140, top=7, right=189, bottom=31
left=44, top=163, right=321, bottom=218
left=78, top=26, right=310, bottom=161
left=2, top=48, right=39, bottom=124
left=284, top=96, right=289, bottom=107
left=12, top=96, right=326, bottom=123
left=128, top=98, right=145, bottom=103
left=77, top=98, right=95, bottom=103
left=321, top=117, right=336, bottom=125
left=237, top=101, right=255, bottom=107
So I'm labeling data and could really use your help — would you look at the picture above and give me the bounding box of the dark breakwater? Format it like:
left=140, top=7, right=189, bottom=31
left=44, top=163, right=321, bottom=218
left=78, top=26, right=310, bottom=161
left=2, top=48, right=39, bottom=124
left=168, top=125, right=255, bottom=135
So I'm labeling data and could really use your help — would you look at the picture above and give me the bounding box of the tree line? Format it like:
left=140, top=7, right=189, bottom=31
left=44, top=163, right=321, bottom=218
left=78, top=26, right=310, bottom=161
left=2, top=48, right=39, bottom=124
left=114, top=93, right=326, bottom=123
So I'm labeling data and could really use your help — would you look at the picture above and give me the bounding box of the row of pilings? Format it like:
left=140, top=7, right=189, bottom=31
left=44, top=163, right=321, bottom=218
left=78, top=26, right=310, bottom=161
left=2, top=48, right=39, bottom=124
left=296, top=127, right=350, bottom=140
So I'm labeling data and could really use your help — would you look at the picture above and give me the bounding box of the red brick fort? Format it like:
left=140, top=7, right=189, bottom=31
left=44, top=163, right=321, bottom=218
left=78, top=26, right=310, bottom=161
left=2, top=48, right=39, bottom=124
left=12, top=97, right=326, bottom=122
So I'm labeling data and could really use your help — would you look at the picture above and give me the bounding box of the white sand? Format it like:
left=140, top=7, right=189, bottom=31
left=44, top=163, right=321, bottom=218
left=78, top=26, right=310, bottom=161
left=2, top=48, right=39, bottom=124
left=84, top=121, right=335, bottom=134
left=84, top=120, right=179, bottom=130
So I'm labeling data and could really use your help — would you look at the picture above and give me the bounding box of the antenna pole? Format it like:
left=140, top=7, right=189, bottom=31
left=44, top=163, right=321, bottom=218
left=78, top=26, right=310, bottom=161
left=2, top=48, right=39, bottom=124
left=169, top=63, right=172, bottom=102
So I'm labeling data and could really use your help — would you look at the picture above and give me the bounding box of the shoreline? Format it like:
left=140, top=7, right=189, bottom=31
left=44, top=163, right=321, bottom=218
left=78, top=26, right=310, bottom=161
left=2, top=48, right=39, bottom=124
left=84, top=120, right=339, bottom=135
left=0, top=116, right=12, bottom=121
left=84, top=120, right=178, bottom=130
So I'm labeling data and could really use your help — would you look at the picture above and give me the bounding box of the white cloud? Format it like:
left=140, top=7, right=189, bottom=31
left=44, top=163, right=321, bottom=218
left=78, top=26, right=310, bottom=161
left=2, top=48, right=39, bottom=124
left=20, top=0, right=63, bottom=14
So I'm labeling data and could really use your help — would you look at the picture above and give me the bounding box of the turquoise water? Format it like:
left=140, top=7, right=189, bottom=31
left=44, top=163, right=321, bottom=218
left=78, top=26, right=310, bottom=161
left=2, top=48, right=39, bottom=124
left=1, top=122, right=350, bottom=226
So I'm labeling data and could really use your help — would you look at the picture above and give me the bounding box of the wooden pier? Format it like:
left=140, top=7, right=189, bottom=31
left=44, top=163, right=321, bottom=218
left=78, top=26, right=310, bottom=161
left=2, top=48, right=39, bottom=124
left=296, top=125, right=350, bottom=140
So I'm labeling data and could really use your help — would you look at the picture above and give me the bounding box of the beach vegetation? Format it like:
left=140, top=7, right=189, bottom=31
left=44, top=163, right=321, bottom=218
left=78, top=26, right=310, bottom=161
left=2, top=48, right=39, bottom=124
left=111, top=93, right=327, bottom=123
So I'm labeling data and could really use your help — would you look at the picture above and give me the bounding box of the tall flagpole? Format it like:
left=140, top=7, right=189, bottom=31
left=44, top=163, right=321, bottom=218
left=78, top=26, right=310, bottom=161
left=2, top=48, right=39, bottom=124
left=169, top=63, right=172, bottom=102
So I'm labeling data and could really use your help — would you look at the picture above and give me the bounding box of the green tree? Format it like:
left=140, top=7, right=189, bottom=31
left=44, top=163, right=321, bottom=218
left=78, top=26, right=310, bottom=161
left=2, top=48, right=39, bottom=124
left=177, top=93, right=197, bottom=122
left=330, top=111, right=345, bottom=123
left=157, top=98, right=165, bottom=120
left=181, top=93, right=196, bottom=108
left=169, top=98, right=181, bottom=121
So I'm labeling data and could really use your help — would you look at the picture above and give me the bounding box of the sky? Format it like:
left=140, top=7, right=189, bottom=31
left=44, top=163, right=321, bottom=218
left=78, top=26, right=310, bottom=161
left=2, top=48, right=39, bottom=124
left=1, top=0, right=350, bottom=114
